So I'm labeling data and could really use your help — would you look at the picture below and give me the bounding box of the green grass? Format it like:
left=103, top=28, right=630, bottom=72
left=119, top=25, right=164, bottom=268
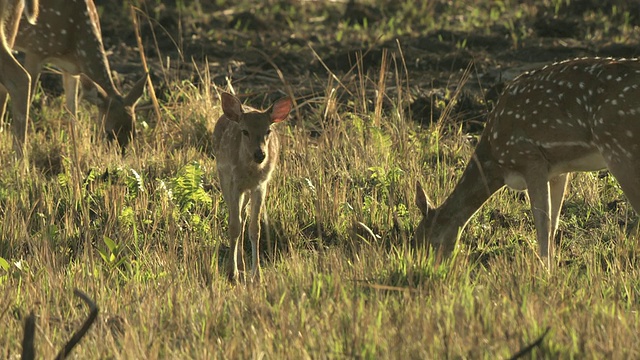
left=2, top=0, right=640, bottom=358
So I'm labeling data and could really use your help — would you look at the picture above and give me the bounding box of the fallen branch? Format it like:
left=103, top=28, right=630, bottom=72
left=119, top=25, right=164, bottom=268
left=21, top=289, right=99, bottom=360
left=54, top=289, right=99, bottom=360
left=508, top=326, right=551, bottom=360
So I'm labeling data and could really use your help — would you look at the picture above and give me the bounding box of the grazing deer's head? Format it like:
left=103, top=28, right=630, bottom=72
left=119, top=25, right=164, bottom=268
left=88, top=75, right=147, bottom=149
left=220, top=92, right=292, bottom=165
left=414, top=181, right=459, bottom=256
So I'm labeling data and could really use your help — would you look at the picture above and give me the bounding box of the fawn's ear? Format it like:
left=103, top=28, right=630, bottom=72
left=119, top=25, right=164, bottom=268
left=221, top=92, right=243, bottom=121
left=270, top=97, right=292, bottom=123
left=415, top=181, right=434, bottom=216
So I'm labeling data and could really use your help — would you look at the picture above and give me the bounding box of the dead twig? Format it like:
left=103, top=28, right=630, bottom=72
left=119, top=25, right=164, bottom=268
left=508, top=327, right=551, bottom=360
left=54, top=289, right=99, bottom=360
left=21, top=289, right=99, bottom=360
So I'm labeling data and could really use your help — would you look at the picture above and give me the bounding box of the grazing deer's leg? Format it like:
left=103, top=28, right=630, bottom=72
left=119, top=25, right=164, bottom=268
left=604, top=159, right=640, bottom=214
left=549, top=173, right=569, bottom=242
left=0, top=15, right=30, bottom=155
left=0, top=52, right=31, bottom=156
left=62, top=73, right=80, bottom=118
left=525, top=165, right=553, bottom=267
left=23, top=53, right=42, bottom=99
left=249, top=186, right=266, bottom=282
left=0, top=88, right=7, bottom=124
left=0, top=0, right=39, bottom=159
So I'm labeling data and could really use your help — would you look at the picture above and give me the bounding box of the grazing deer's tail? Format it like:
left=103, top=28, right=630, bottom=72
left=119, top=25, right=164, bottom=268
left=24, top=0, right=39, bottom=25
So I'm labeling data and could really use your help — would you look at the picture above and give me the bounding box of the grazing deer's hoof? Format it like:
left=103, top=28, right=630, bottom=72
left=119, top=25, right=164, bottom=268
left=227, top=271, right=240, bottom=284
left=226, top=263, right=240, bottom=284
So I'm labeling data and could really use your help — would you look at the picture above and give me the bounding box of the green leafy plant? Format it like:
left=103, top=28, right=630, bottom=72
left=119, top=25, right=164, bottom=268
left=170, top=161, right=212, bottom=213
left=98, top=236, right=129, bottom=277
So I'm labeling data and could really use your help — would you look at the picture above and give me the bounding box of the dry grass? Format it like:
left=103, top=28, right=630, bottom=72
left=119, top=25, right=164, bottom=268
left=1, top=0, right=640, bottom=358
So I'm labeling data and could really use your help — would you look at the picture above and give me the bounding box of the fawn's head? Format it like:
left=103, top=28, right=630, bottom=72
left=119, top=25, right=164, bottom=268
left=414, top=181, right=458, bottom=256
left=89, top=75, right=147, bottom=150
left=221, top=92, right=292, bottom=164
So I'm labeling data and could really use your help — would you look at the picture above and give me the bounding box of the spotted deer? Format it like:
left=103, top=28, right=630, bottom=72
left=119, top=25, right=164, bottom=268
left=213, top=92, right=292, bottom=283
left=3, top=0, right=146, bottom=149
left=0, top=0, right=38, bottom=156
left=415, top=57, right=640, bottom=267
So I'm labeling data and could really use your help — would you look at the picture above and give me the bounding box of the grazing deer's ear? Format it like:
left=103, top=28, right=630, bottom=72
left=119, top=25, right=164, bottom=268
left=270, top=97, right=292, bottom=123
left=221, top=92, right=243, bottom=122
left=415, top=181, right=433, bottom=216
left=124, top=74, right=148, bottom=107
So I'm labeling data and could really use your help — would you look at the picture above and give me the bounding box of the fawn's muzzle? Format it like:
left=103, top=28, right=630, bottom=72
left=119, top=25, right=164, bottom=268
left=254, top=150, right=266, bottom=163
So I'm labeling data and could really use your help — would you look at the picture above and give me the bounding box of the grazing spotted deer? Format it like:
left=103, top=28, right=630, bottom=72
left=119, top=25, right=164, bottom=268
left=213, top=92, right=292, bottom=283
left=415, top=57, right=640, bottom=267
left=4, top=0, right=146, bottom=149
left=0, top=0, right=38, bottom=157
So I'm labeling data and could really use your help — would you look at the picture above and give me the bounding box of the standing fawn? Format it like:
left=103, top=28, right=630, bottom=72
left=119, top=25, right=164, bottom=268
left=4, top=0, right=146, bottom=149
left=0, top=0, right=38, bottom=157
left=415, top=57, right=640, bottom=267
left=213, top=92, right=292, bottom=282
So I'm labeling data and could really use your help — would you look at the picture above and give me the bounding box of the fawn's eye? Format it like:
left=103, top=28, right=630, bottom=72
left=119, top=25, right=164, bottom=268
left=241, top=130, right=249, bottom=137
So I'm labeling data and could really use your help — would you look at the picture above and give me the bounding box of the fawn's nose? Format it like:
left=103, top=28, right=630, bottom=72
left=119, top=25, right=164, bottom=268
left=253, top=150, right=266, bottom=163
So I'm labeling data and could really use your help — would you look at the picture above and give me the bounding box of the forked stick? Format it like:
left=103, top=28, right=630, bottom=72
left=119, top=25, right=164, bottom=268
left=21, top=288, right=99, bottom=360
left=54, top=289, right=99, bottom=360
left=508, top=327, right=551, bottom=360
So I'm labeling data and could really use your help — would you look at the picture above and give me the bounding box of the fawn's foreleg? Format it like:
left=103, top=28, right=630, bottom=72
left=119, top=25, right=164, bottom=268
left=249, top=186, right=266, bottom=282
left=225, top=187, right=245, bottom=282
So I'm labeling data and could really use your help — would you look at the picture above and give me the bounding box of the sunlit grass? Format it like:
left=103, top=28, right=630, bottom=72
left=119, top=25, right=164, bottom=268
left=1, top=0, right=640, bottom=358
